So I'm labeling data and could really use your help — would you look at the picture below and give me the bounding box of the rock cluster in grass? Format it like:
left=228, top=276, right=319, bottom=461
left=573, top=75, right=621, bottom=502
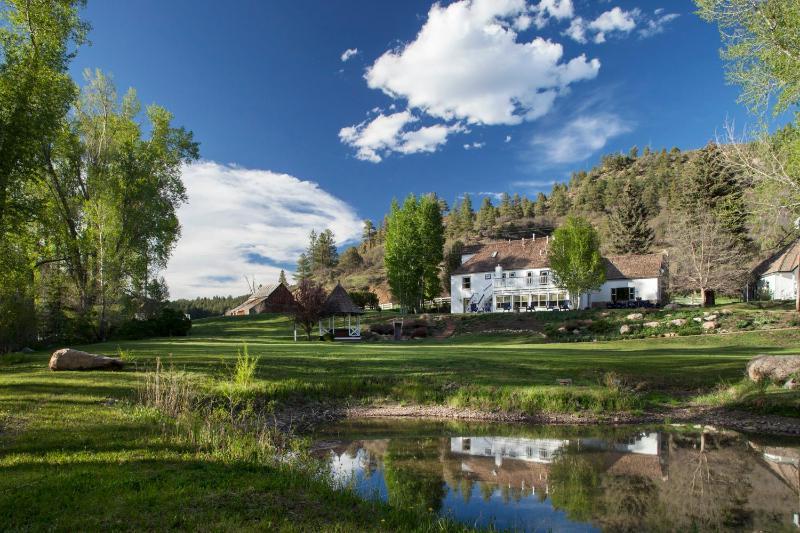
left=746, top=355, right=800, bottom=384
left=48, top=349, right=124, bottom=371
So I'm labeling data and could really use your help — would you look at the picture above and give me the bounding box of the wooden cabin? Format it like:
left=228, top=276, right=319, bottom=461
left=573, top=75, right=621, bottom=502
left=225, top=282, right=296, bottom=316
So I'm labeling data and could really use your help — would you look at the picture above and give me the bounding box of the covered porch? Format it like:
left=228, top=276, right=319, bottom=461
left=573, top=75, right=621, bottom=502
left=493, top=290, right=570, bottom=312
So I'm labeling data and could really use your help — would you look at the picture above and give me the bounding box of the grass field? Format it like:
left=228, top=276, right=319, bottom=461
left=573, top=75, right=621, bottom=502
left=1, top=311, right=799, bottom=531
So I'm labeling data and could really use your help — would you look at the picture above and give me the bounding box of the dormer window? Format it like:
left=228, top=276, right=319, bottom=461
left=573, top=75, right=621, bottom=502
left=539, top=270, right=549, bottom=285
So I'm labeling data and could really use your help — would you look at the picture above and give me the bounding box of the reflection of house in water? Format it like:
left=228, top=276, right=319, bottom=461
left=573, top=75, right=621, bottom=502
left=450, top=432, right=660, bottom=466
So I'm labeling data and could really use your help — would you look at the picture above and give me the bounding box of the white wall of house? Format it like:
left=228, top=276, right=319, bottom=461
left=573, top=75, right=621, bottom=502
left=451, top=271, right=661, bottom=313
left=759, top=269, right=798, bottom=300
left=588, top=277, right=660, bottom=305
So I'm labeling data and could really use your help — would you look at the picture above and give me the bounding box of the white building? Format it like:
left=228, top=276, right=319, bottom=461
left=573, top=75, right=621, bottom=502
left=754, top=240, right=799, bottom=301
left=450, top=237, right=667, bottom=313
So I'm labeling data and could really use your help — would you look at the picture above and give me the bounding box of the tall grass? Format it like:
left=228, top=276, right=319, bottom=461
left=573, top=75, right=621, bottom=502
left=137, top=357, right=194, bottom=417
left=232, top=343, right=259, bottom=389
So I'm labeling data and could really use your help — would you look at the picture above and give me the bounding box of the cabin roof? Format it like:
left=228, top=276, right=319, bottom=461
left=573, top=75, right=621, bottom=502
left=227, top=283, right=284, bottom=314
left=755, top=239, right=800, bottom=276
left=452, top=239, right=664, bottom=280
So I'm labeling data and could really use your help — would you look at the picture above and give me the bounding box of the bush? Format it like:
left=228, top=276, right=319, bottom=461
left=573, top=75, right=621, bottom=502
left=349, top=290, right=380, bottom=310
left=369, top=323, right=394, bottom=335
left=116, top=308, right=192, bottom=340
left=410, top=326, right=428, bottom=338
left=232, top=344, right=259, bottom=389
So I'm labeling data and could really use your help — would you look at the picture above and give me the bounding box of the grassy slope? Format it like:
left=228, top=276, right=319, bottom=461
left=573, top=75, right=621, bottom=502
left=2, top=312, right=799, bottom=531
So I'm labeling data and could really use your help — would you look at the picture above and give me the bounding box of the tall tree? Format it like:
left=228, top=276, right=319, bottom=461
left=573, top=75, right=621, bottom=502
left=294, top=253, right=312, bottom=282
left=39, top=70, right=198, bottom=338
left=548, top=216, right=606, bottom=309
left=385, top=197, right=421, bottom=311
left=278, top=269, right=288, bottom=285
left=417, top=194, right=445, bottom=301
left=457, top=194, right=475, bottom=235
left=361, top=219, right=376, bottom=251
left=476, top=196, right=497, bottom=230
left=607, top=181, right=655, bottom=254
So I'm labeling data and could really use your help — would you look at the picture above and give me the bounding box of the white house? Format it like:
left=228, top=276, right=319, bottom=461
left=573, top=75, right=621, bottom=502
left=754, top=240, right=799, bottom=301
left=450, top=237, right=667, bottom=313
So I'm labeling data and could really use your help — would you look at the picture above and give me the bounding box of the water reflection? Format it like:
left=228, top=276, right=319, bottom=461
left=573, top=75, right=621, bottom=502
left=315, top=421, right=800, bottom=532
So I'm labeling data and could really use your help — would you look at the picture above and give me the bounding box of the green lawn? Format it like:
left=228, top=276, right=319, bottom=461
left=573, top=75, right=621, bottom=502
left=1, top=312, right=799, bottom=531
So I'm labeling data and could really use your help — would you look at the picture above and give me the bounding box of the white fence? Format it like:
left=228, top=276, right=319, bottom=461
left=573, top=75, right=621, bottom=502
left=379, top=297, right=451, bottom=311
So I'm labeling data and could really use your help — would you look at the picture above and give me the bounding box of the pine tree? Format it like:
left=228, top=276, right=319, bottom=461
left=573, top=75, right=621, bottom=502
left=534, top=192, right=548, bottom=217
left=476, top=197, right=497, bottom=229
left=457, top=194, right=475, bottom=235
left=498, top=192, right=512, bottom=217
left=361, top=219, right=376, bottom=251
left=607, top=181, right=655, bottom=254
left=278, top=270, right=287, bottom=285
left=511, top=193, right=524, bottom=218
left=294, top=253, right=312, bottom=282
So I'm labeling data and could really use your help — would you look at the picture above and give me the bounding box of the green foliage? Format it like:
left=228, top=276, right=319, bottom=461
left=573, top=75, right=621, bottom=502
left=232, top=344, right=259, bottom=389
left=116, top=307, right=192, bottom=339
left=696, top=0, right=800, bottom=115
left=549, top=451, right=603, bottom=522
left=349, top=290, right=379, bottom=309
left=607, top=180, right=654, bottom=254
left=170, top=294, right=249, bottom=319
left=548, top=216, right=606, bottom=308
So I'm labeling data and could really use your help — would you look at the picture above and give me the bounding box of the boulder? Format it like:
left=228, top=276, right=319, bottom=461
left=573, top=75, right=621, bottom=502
left=48, top=349, right=124, bottom=371
left=644, top=321, right=660, bottom=328
left=626, top=313, right=644, bottom=321
left=746, top=355, right=800, bottom=383
left=620, top=324, right=632, bottom=335
left=784, top=378, right=798, bottom=390
left=663, top=332, right=678, bottom=338
left=702, top=321, right=717, bottom=330
left=663, top=303, right=679, bottom=311
left=720, top=308, right=734, bottom=315
left=670, top=318, right=687, bottom=327
left=693, top=317, right=703, bottom=323
left=705, top=314, right=718, bottom=322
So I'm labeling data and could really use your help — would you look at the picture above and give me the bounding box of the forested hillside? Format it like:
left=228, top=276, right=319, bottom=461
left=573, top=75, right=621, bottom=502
left=305, top=144, right=795, bottom=304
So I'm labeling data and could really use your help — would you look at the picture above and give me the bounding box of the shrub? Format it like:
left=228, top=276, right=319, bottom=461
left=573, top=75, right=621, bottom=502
left=369, top=323, right=394, bottom=335
left=410, top=326, right=428, bottom=338
left=232, top=344, right=259, bottom=389
left=116, top=308, right=191, bottom=339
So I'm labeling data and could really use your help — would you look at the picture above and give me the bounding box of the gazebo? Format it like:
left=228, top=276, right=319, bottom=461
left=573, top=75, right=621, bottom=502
left=318, top=283, right=364, bottom=340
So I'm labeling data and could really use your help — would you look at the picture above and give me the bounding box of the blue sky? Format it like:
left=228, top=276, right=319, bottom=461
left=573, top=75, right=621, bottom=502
left=71, top=0, right=754, bottom=298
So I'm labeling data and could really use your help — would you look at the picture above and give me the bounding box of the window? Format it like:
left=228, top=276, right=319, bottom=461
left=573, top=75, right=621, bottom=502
left=463, top=438, right=471, bottom=451
left=611, top=287, right=636, bottom=302
left=485, top=274, right=491, bottom=280
left=462, top=276, right=471, bottom=289
left=539, top=270, right=549, bottom=285
left=509, top=272, right=516, bottom=278
left=527, top=271, right=533, bottom=285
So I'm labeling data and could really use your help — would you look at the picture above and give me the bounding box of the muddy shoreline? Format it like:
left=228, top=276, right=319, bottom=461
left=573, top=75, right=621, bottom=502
left=274, top=402, right=800, bottom=437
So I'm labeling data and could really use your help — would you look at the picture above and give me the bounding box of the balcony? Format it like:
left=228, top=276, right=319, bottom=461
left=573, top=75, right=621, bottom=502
left=492, top=276, right=555, bottom=291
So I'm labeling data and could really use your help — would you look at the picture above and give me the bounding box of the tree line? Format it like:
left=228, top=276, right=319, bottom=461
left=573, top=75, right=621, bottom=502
left=1, top=2, right=198, bottom=352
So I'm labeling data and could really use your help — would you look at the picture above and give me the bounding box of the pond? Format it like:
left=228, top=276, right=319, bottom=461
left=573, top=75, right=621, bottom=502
left=313, top=419, right=800, bottom=532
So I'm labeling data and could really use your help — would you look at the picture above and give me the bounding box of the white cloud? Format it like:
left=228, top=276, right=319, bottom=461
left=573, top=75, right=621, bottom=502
left=505, top=135, right=512, bottom=142
left=530, top=113, right=633, bottom=164
left=365, top=0, right=599, bottom=127
left=164, top=161, right=362, bottom=298
left=638, top=12, right=679, bottom=38
left=589, top=7, right=639, bottom=43
left=340, top=0, right=600, bottom=162
left=339, top=111, right=463, bottom=162
left=565, top=7, right=677, bottom=44
left=463, top=141, right=486, bottom=150
left=532, top=0, right=574, bottom=28
left=340, top=48, right=359, bottom=62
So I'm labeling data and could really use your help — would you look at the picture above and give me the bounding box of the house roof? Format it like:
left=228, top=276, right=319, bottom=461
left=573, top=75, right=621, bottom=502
left=322, top=283, right=364, bottom=316
left=227, top=283, right=283, bottom=314
left=754, top=239, right=800, bottom=276
left=452, top=239, right=664, bottom=280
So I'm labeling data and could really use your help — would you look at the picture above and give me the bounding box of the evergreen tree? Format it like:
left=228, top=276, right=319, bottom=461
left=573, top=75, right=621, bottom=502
left=521, top=195, right=534, bottom=218
left=361, top=219, right=376, bottom=251
left=511, top=193, right=524, bottom=218
left=534, top=192, right=548, bottom=217
left=457, top=194, right=475, bottom=235
left=498, top=192, right=512, bottom=217
left=278, top=270, right=288, bottom=285
left=313, top=229, right=338, bottom=269
left=607, top=181, right=655, bottom=254
left=476, top=197, right=497, bottom=230
left=294, top=253, right=312, bottom=282
left=550, top=184, right=571, bottom=216
left=339, top=246, right=363, bottom=271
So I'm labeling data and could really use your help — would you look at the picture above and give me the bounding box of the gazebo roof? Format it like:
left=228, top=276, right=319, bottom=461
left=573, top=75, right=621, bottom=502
left=321, top=283, right=364, bottom=316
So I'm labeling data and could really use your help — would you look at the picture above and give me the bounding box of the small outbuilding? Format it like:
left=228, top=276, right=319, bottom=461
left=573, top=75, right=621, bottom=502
left=319, top=283, right=364, bottom=340
left=753, top=239, right=799, bottom=301
left=225, top=283, right=296, bottom=316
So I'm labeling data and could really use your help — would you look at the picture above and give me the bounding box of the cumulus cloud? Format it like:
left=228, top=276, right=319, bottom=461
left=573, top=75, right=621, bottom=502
left=365, top=0, right=599, bottom=126
left=340, top=48, right=359, bottom=62
left=530, top=113, right=633, bottom=164
left=163, top=161, right=362, bottom=298
left=339, top=111, right=464, bottom=163
left=341, top=0, right=600, bottom=162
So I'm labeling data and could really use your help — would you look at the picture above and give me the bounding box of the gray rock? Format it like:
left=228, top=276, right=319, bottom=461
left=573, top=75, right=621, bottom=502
left=704, top=314, right=718, bottom=322
left=48, top=348, right=125, bottom=371
left=644, top=321, right=660, bottom=328
left=620, top=324, right=632, bottom=335
left=626, top=313, right=644, bottom=321
left=670, top=318, right=687, bottom=326
left=663, top=303, right=679, bottom=311
left=693, top=317, right=703, bottom=323
left=784, top=378, right=798, bottom=390
left=747, top=355, right=800, bottom=383
left=702, top=321, right=717, bottom=330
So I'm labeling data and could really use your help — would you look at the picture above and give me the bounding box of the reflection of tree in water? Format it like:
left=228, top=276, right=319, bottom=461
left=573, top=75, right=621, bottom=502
left=548, top=447, right=603, bottom=522
left=382, top=437, right=446, bottom=513
left=596, top=475, right=659, bottom=532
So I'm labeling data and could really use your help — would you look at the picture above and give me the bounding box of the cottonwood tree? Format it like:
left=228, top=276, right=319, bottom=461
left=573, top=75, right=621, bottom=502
left=291, top=279, right=327, bottom=340
left=607, top=180, right=655, bottom=254
left=548, top=216, right=606, bottom=309
left=670, top=210, right=750, bottom=306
